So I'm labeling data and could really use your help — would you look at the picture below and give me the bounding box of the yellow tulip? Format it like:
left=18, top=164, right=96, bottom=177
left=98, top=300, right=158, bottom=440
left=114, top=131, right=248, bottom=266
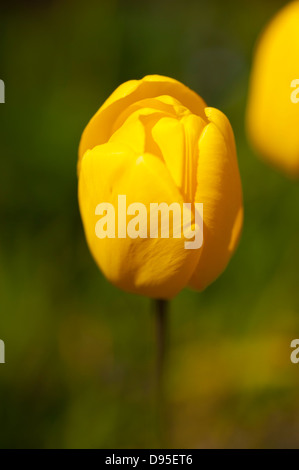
left=246, top=1, right=299, bottom=177
left=78, top=75, right=243, bottom=299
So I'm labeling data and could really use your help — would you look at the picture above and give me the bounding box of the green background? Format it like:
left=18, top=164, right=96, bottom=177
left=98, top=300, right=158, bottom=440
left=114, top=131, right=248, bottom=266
left=1, top=0, right=299, bottom=448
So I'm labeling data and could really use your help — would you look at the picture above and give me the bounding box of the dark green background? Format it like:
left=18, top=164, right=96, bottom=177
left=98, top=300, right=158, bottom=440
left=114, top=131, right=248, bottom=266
left=1, top=0, right=298, bottom=448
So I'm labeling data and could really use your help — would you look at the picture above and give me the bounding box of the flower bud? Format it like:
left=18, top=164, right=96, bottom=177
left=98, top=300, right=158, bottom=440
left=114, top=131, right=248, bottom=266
left=78, top=75, right=243, bottom=299
left=247, top=1, right=299, bottom=177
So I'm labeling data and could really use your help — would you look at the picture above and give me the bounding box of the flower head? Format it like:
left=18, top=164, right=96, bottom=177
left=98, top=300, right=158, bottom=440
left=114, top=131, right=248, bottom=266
left=246, top=1, right=299, bottom=177
left=78, top=75, right=243, bottom=299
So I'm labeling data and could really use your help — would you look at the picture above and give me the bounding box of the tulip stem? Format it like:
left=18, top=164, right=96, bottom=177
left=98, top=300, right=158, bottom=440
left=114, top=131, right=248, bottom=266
left=154, top=298, right=168, bottom=395
left=154, top=298, right=169, bottom=446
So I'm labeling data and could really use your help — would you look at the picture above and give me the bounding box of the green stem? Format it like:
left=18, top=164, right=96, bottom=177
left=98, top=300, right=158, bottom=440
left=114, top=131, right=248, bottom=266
left=155, top=299, right=168, bottom=393
left=153, top=299, right=169, bottom=447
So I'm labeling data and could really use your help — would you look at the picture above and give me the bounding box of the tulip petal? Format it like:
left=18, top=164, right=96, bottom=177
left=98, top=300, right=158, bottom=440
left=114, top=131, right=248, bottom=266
left=78, top=75, right=207, bottom=166
left=111, top=95, right=185, bottom=133
left=188, top=107, right=243, bottom=291
left=152, top=114, right=206, bottom=202
left=79, top=142, right=203, bottom=299
left=108, top=101, right=176, bottom=156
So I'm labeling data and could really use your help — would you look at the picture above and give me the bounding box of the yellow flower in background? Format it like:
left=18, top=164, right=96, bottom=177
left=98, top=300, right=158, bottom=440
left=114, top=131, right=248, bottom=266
left=78, top=75, right=243, bottom=299
left=246, top=1, right=299, bottom=178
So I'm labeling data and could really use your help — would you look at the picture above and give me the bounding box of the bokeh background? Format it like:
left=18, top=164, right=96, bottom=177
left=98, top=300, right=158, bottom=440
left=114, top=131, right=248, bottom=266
left=1, top=0, right=299, bottom=449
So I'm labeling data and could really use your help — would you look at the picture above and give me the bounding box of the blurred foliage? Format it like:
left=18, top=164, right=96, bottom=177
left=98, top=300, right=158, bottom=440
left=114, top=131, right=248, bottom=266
left=0, top=0, right=299, bottom=449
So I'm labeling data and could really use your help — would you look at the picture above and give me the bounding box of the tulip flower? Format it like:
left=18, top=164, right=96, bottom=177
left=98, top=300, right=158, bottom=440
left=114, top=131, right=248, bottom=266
left=78, top=75, right=243, bottom=300
left=246, top=1, right=299, bottom=178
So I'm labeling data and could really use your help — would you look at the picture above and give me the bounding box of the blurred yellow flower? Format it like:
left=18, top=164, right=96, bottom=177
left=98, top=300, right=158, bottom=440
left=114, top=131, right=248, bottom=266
left=246, top=1, right=299, bottom=178
left=78, top=75, right=243, bottom=299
